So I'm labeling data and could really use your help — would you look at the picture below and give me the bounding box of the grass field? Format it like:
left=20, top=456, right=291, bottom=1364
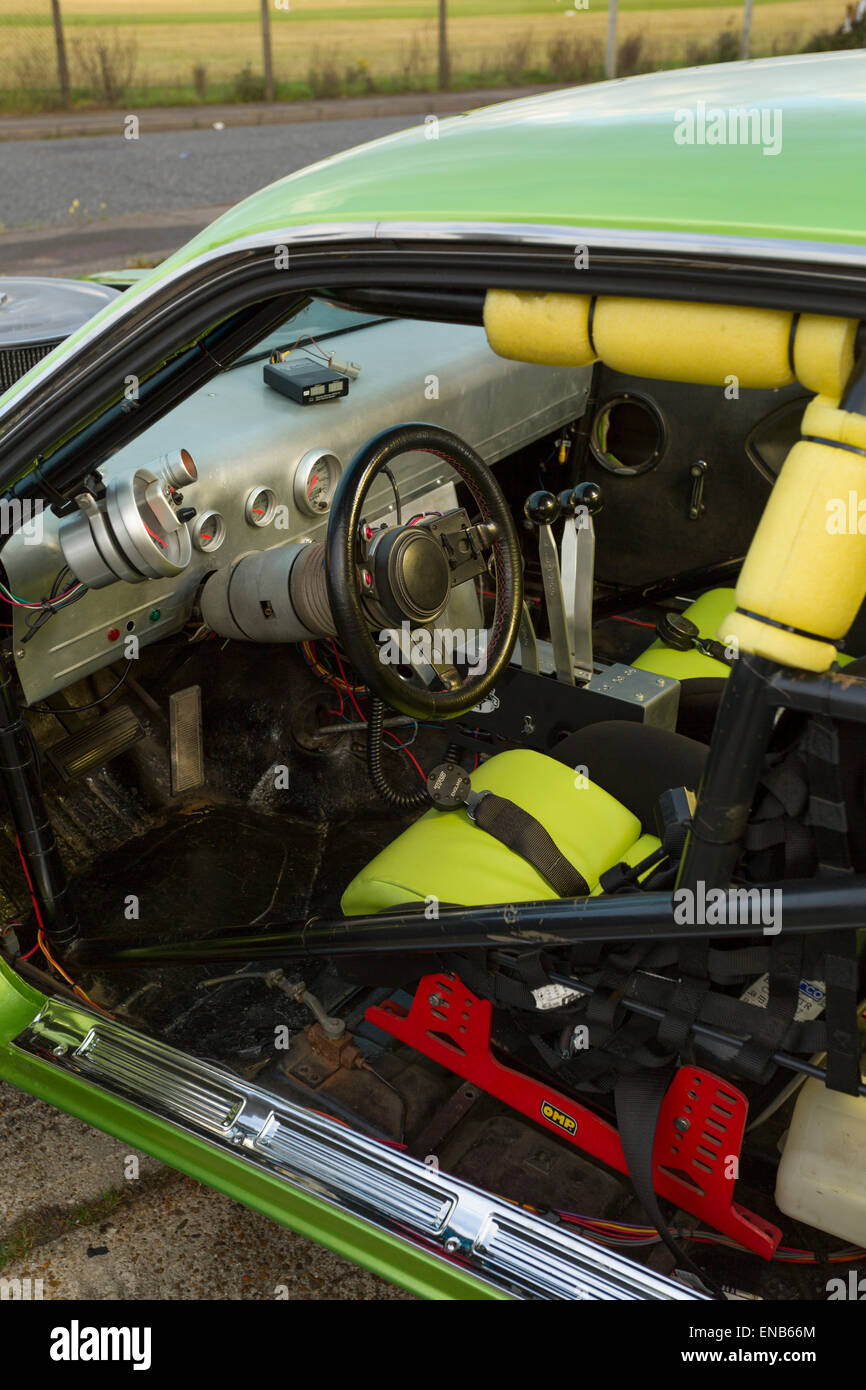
left=1, top=0, right=853, bottom=112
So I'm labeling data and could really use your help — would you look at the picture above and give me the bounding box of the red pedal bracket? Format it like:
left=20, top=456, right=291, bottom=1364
left=366, top=972, right=781, bottom=1259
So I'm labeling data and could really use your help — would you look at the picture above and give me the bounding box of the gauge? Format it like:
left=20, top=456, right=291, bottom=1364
left=244, top=486, right=277, bottom=528
left=293, top=449, right=342, bottom=518
left=192, top=511, right=226, bottom=553
left=59, top=462, right=195, bottom=589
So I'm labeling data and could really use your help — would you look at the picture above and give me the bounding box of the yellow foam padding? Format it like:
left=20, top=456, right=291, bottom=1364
left=483, top=290, right=596, bottom=367
left=483, top=291, right=859, bottom=394
left=802, top=395, right=866, bottom=451
left=341, top=748, right=643, bottom=915
left=592, top=298, right=794, bottom=388
left=794, top=315, right=858, bottom=399
left=722, top=431, right=866, bottom=671
left=633, top=587, right=736, bottom=680
left=719, top=612, right=838, bottom=672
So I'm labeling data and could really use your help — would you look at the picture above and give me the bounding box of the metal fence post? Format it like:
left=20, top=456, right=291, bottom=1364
left=50, top=0, right=71, bottom=108
left=261, top=0, right=275, bottom=101
left=605, top=0, right=618, bottom=79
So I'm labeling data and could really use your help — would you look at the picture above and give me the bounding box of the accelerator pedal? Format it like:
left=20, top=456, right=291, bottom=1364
left=169, top=685, right=204, bottom=795
left=367, top=972, right=781, bottom=1259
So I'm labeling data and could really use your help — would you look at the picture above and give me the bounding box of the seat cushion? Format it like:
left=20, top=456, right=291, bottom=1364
left=341, top=748, right=653, bottom=915
left=632, top=587, right=736, bottom=680
left=633, top=585, right=857, bottom=682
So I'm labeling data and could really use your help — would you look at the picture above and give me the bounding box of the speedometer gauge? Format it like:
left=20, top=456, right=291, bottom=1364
left=293, top=449, right=342, bottom=517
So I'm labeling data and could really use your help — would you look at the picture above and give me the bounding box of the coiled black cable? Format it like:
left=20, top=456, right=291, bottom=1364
left=366, top=697, right=428, bottom=809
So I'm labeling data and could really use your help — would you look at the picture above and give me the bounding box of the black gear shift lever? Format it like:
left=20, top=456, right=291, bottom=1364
left=524, top=489, right=574, bottom=684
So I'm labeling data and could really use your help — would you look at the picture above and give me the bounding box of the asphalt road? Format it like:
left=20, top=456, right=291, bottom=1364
left=0, top=114, right=422, bottom=275
left=1, top=116, right=417, bottom=234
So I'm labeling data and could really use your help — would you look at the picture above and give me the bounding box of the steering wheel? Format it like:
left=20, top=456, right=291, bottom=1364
left=326, top=423, right=523, bottom=719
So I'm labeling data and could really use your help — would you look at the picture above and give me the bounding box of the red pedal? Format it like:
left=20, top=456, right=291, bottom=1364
left=366, top=972, right=781, bottom=1260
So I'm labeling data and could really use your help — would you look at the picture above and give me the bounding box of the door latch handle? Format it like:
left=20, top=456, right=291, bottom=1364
left=688, top=459, right=708, bottom=520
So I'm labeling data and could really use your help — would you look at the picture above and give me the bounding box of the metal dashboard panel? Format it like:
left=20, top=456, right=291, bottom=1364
left=6, top=316, right=590, bottom=703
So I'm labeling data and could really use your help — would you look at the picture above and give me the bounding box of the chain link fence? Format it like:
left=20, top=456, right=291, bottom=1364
left=2, top=0, right=70, bottom=109
left=0, top=0, right=855, bottom=116
left=2, top=0, right=147, bottom=111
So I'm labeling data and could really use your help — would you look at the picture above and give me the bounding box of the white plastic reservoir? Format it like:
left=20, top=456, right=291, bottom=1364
left=775, top=1077, right=866, bottom=1245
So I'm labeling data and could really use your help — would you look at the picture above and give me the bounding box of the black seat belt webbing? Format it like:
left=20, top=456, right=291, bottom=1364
left=823, top=930, right=862, bottom=1096
left=470, top=791, right=590, bottom=898
left=733, top=933, right=803, bottom=1082
left=806, top=716, right=854, bottom=876
left=615, top=1067, right=721, bottom=1297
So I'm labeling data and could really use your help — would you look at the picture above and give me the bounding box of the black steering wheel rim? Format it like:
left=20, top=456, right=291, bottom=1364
left=325, top=422, right=523, bottom=719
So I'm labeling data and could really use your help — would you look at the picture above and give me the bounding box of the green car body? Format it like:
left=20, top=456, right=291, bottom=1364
left=1, top=50, right=864, bottom=1300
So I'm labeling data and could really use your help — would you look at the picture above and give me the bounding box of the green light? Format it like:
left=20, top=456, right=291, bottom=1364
left=149, top=609, right=161, bottom=622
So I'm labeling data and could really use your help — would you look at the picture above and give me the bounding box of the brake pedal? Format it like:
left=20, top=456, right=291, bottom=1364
left=46, top=703, right=144, bottom=781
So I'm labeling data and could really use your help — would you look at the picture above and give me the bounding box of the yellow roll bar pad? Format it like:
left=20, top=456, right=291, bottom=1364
left=483, top=290, right=858, bottom=398
left=722, top=393, right=866, bottom=671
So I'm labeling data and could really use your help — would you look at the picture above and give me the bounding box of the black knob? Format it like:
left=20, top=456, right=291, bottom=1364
left=177, top=507, right=197, bottom=524
left=572, top=481, right=604, bottom=516
left=524, top=491, right=561, bottom=526
left=657, top=611, right=699, bottom=652
left=427, top=762, right=472, bottom=810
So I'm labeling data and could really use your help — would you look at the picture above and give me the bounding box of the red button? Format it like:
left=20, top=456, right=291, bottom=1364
left=107, top=628, right=120, bottom=642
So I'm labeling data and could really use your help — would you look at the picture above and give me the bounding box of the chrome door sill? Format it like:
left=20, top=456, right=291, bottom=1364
left=13, top=998, right=705, bottom=1302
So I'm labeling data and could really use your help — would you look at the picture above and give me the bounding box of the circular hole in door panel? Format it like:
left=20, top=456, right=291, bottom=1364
left=589, top=394, right=667, bottom=477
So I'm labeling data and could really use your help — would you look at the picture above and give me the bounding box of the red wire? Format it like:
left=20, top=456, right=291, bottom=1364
left=610, top=615, right=657, bottom=630
left=329, top=639, right=426, bottom=781
left=329, top=641, right=367, bottom=725
left=15, top=836, right=45, bottom=931
left=383, top=728, right=426, bottom=781
left=327, top=680, right=345, bottom=719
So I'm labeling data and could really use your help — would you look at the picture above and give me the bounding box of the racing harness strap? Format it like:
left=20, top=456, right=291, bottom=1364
left=470, top=790, right=590, bottom=897
left=428, top=716, right=862, bottom=1096
left=426, top=762, right=590, bottom=897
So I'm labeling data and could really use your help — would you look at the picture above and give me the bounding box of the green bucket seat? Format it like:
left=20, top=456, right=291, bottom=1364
left=632, top=587, right=734, bottom=682
left=342, top=747, right=661, bottom=916
left=631, top=586, right=854, bottom=739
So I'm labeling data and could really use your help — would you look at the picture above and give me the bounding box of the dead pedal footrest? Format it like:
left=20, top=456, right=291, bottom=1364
left=366, top=972, right=781, bottom=1260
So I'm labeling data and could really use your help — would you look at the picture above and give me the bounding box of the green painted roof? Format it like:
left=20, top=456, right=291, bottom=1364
left=2, top=54, right=864, bottom=418
left=171, top=50, right=865, bottom=266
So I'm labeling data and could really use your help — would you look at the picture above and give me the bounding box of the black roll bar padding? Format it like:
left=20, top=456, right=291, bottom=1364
left=64, top=872, right=866, bottom=970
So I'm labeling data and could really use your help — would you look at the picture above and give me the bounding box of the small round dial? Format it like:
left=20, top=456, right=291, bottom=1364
left=245, top=486, right=277, bottom=528
left=192, top=511, right=226, bottom=552
left=293, top=449, right=341, bottom=517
